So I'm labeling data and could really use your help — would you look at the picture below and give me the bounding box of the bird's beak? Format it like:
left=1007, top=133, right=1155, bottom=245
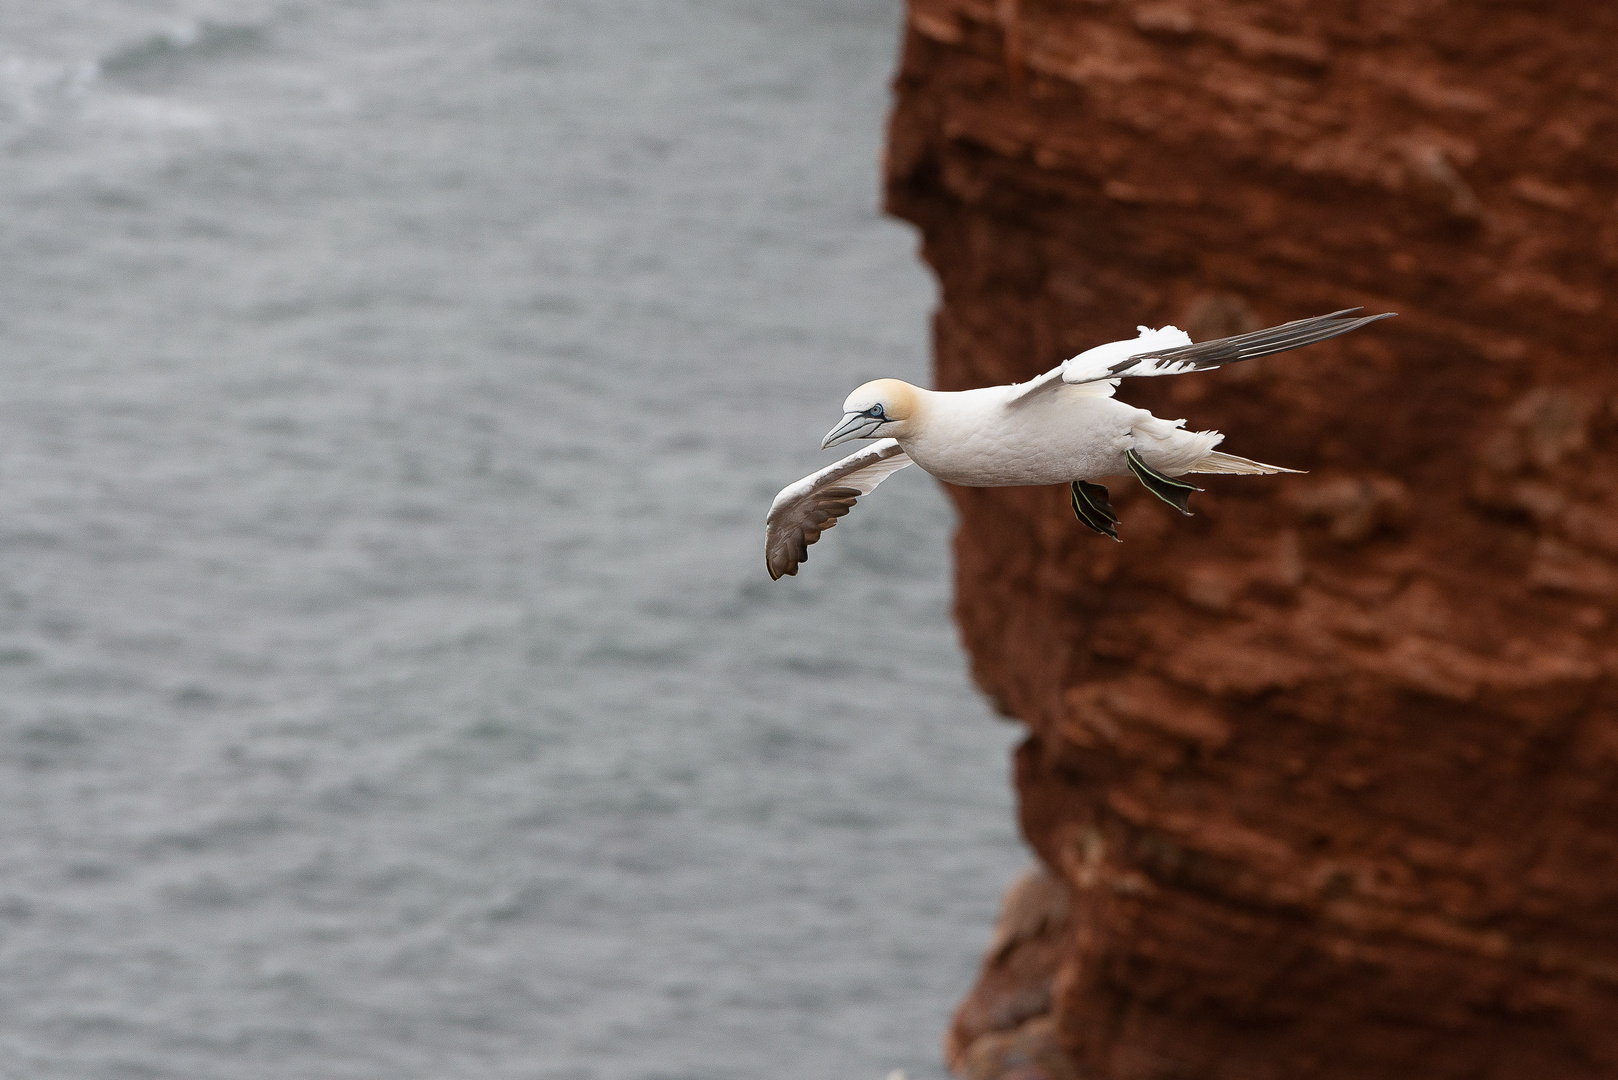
left=822, top=413, right=883, bottom=449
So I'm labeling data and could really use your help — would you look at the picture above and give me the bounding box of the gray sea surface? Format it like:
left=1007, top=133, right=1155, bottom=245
left=0, top=2, right=1029, bottom=1078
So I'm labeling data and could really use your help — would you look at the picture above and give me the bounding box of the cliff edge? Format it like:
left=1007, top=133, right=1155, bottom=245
left=882, top=2, right=1618, bottom=1077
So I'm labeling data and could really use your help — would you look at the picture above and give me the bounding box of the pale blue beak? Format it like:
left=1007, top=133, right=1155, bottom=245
left=822, top=413, right=884, bottom=449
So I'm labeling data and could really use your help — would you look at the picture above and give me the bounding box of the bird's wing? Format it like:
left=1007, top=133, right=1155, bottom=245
left=1002, top=324, right=1191, bottom=404
left=1002, top=365, right=1117, bottom=406
left=765, top=438, right=913, bottom=580
left=1062, top=308, right=1396, bottom=385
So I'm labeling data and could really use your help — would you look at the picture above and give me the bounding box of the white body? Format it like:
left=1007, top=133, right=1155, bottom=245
left=765, top=310, right=1395, bottom=578
left=896, top=381, right=1218, bottom=487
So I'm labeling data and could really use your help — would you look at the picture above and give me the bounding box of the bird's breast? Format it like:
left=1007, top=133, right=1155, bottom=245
left=901, top=394, right=1137, bottom=486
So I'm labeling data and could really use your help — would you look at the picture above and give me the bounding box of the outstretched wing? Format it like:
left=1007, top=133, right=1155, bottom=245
left=765, top=438, right=913, bottom=580
left=1062, top=308, right=1396, bottom=385
left=1002, top=366, right=1120, bottom=406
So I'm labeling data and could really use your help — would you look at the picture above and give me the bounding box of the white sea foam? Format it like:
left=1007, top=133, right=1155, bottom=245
left=79, top=92, right=215, bottom=132
left=0, top=55, right=96, bottom=132
left=0, top=52, right=216, bottom=150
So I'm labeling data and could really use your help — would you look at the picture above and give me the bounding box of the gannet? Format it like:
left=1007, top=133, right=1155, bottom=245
left=765, top=308, right=1394, bottom=579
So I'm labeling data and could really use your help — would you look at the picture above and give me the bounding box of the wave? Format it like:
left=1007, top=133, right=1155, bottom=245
left=0, top=18, right=254, bottom=144
left=0, top=52, right=214, bottom=144
left=99, top=19, right=266, bottom=78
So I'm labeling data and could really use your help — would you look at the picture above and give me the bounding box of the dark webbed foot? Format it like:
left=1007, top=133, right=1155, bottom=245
left=1071, top=480, right=1120, bottom=541
left=1125, top=448, right=1201, bottom=515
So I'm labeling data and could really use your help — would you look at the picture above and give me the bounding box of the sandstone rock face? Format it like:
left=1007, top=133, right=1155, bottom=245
left=882, top=2, right=1618, bottom=1076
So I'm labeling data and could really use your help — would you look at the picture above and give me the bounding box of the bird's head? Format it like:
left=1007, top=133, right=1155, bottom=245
left=822, top=379, right=920, bottom=449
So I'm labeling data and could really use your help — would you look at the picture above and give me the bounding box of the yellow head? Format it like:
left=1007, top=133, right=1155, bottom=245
left=822, top=379, right=921, bottom=448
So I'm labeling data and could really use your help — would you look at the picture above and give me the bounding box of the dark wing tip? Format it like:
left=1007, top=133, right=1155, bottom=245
left=767, top=489, right=865, bottom=581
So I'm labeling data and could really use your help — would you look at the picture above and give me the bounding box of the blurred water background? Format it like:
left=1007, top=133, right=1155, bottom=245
left=0, top=2, right=1028, bottom=1077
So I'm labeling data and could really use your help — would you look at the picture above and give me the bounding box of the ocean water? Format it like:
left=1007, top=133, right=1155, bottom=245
left=0, top=2, right=1028, bottom=1078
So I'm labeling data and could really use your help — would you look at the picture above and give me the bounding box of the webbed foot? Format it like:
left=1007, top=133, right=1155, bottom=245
left=1125, top=448, right=1201, bottom=515
left=1071, top=480, right=1120, bottom=541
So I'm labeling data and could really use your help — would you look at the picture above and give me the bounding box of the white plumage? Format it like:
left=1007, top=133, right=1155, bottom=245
left=766, top=308, right=1393, bottom=579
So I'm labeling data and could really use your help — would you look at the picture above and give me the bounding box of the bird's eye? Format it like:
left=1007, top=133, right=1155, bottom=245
left=867, top=405, right=885, bottom=418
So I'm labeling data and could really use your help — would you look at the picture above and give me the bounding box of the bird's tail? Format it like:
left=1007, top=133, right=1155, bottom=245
left=1185, top=450, right=1304, bottom=475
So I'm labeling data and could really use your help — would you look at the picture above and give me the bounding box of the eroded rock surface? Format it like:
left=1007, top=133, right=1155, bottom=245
left=883, top=2, right=1618, bottom=1076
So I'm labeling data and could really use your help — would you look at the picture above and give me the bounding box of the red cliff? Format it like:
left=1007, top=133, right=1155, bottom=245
left=881, top=2, right=1618, bottom=1077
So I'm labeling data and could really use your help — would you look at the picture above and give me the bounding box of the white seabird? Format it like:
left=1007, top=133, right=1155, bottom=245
left=765, top=308, right=1393, bottom=579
